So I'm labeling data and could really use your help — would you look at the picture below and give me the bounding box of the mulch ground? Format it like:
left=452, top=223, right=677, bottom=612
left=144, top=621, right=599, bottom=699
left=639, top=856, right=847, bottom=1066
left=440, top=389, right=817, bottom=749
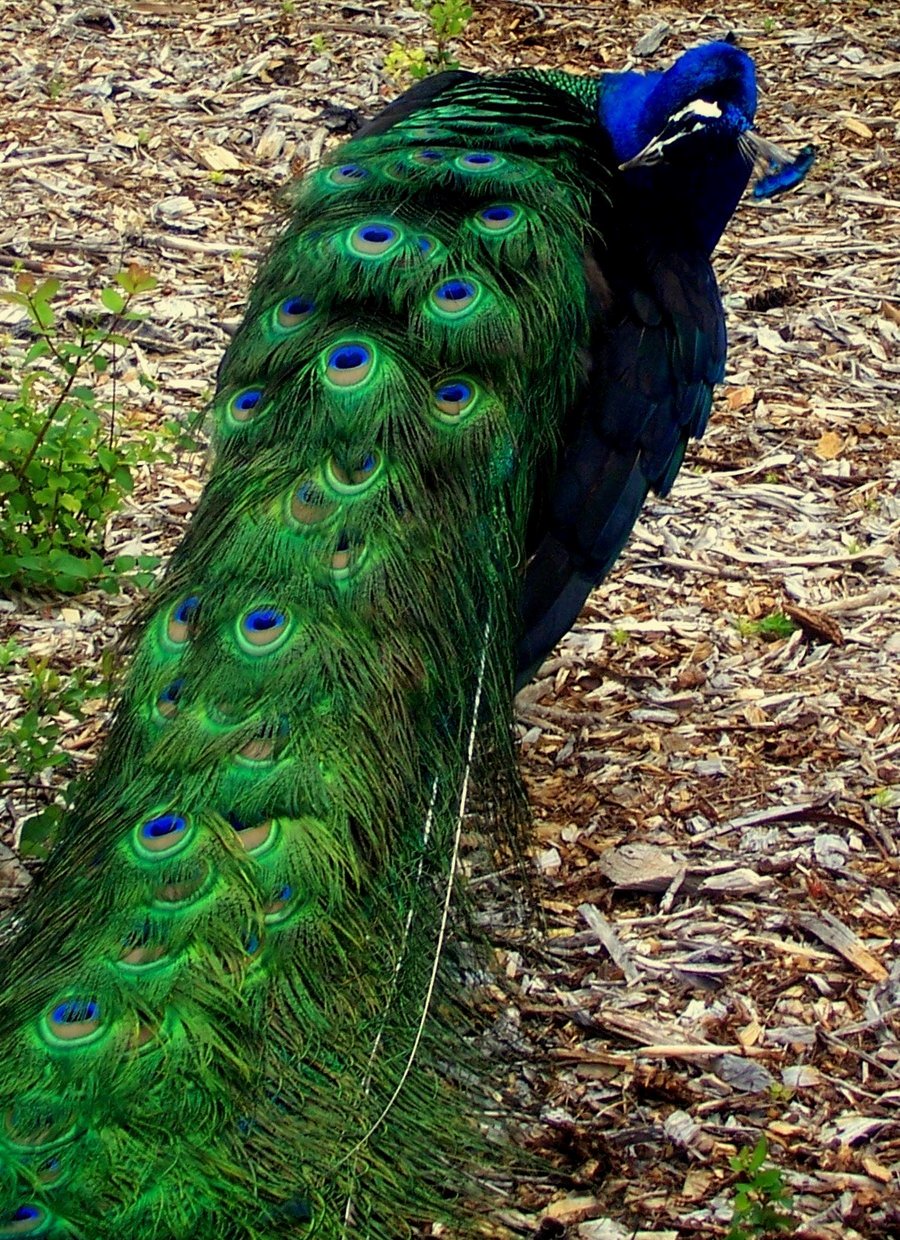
left=1, top=2, right=898, bottom=1237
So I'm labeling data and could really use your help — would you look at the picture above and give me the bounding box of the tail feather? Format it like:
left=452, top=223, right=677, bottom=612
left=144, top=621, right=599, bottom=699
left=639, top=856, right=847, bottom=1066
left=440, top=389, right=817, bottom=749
left=0, top=73, right=606, bottom=1239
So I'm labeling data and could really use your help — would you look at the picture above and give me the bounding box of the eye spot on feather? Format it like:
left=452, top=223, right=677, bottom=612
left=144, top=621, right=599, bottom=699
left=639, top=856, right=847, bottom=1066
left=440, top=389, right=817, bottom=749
left=38, top=1156, right=62, bottom=1185
left=1, top=1205, right=48, bottom=1236
left=236, top=717, right=290, bottom=765
left=433, top=378, right=478, bottom=422
left=327, top=451, right=381, bottom=493
left=414, top=149, right=445, bottom=163
left=153, top=861, right=213, bottom=908
left=228, top=387, right=264, bottom=424
left=432, top=279, right=479, bottom=316
left=330, top=530, right=366, bottom=580
left=324, top=342, right=374, bottom=388
left=233, top=818, right=278, bottom=856
left=275, top=295, right=316, bottom=330
left=350, top=222, right=401, bottom=258
left=42, top=998, right=103, bottom=1046
left=166, top=594, right=200, bottom=645
left=329, top=163, right=368, bottom=184
left=457, top=151, right=500, bottom=171
left=264, top=882, right=296, bottom=924
left=287, top=479, right=337, bottom=528
left=238, top=607, right=291, bottom=653
left=119, top=947, right=167, bottom=970
left=475, top=204, right=520, bottom=233
left=136, top=812, right=193, bottom=856
left=155, top=677, right=184, bottom=721
left=3, top=1100, right=75, bottom=1151
left=243, top=931, right=262, bottom=957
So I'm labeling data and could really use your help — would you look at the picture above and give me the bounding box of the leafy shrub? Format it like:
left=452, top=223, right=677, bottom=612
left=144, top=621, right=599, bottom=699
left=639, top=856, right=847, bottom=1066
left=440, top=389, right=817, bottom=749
left=0, top=265, right=169, bottom=595
left=385, top=0, right=473, bottom=81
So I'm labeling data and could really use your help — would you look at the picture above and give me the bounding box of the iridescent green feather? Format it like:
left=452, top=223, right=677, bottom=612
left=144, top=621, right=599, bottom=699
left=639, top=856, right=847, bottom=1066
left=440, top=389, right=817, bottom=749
left=0, top=72, right=607, bottom=1239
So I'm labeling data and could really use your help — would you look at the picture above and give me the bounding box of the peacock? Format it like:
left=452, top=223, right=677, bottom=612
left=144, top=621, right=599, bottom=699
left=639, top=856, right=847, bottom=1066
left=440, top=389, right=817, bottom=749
left=0, top=41, right=813, bottom=1240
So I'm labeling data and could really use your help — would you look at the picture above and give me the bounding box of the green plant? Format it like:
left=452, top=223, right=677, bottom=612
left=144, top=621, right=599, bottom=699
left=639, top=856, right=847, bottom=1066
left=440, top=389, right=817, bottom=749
left=734, top=611, right=797, bottom=641
left=0, top=638, right=115, bottom=858
left=0, top=266, right=167, bottom=595
left=610, top=627, right=630, bottom=646
left=385, top=0, right=473, bottom=81
left=726, top=1136, right=795, bottom=1239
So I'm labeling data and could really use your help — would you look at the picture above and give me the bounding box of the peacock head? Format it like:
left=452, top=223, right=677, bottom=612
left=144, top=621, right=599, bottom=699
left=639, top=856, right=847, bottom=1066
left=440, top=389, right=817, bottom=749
left=617, top=42, right=757, bottom=172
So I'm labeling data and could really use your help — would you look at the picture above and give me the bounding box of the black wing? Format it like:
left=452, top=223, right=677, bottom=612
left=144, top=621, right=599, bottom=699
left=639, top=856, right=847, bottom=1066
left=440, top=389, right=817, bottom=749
left=517, top=236, right=725, bottom=685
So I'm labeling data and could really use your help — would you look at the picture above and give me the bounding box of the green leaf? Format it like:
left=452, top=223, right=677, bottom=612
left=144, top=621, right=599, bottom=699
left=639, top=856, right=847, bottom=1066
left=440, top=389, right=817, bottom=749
left=47, top=550, right=101, bottom=580
left=101, top=287, right=126, bottom=314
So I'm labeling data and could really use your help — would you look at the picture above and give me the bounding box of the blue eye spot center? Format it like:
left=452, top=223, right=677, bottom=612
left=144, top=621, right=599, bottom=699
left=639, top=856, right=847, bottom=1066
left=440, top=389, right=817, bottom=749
left=142, top=813, right=187, bottom=840
left=465, top=152, right=495, bottom=165
left=174, top=596, right=199, bottom=624
left=160, top=679, right=184, bottom=703
left=51, top=1000, right=98, bottom=1024
left=282, top=296, right=314, bottom=316
left=437, top=383, right=470, bottom=404
left=279, top=885, right=293, bottom=901
left=438, top=280, right=474, bottom=302
left=419, top=150, right=442, bottom=160
left=329, top=344, right=369, bottom=370
left=338, top=164, right=366, bottom=178
left=482, top=205, right=514, bottom=222
left=359, top=225, right=394, bottom=244
left=12, top=1207, right=41, bottom=1222
left=246, top=609, right=284, bottom=632
left=234, top=389, right=262, bottom=412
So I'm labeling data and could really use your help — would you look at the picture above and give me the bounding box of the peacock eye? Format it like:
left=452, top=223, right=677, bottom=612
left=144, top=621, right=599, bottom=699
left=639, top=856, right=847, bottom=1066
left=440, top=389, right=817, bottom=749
left=232, top=817, right=277, bottom=855
left=153, top=861, right=213, bottom=908
left=155, top=678, right=184, bottom=720
left=329, top=163, right=368, bottom=184
left=287, top=478, right=337, bottom=527
left=350, top=222, right=401, bottom=258
left=476, top=204, right=520, bottom=232
left=457, top=151, right=499, bottom=170
left=228, top=388, right=264, bottom=423
left=43, top=998, right=103, bottom=1046
left=324, top=342, right=373, bottom=387
left=264, top=882, right=297, bottom=923
left=276, top=296, right=315, bottom=329
left=136, top=812, right=193, bottom=856
left=432, top=279, right=478, bottom=314
left=166, top=595, right=200, bottom=645
left=327, top=451, right=381, bottom=492
left=434, top=379, right=477, bottom=420
left=236, top=717, right=290, bottom=764
left=414, top=149, right=445, bottom=163
left=2, top=1204, right=48, bottom=1235
left=238, top=607, right=290, bottom=652
left=330, top=530, right=366, bottom=580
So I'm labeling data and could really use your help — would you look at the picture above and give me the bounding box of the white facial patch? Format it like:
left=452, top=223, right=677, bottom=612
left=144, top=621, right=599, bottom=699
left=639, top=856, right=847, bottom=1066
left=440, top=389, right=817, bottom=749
left=668, top=98, right=723, bottom=125
left=618, top=96, right=724, bottom=171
